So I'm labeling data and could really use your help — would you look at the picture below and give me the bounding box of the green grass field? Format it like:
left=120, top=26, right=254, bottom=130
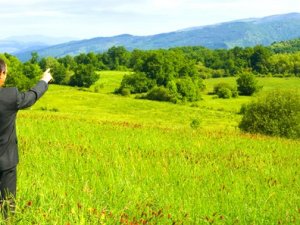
left=3, top=72, right=300, bottom=224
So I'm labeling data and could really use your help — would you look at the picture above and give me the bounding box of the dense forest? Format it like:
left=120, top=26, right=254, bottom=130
left=2, top=38, right=300, bottom=102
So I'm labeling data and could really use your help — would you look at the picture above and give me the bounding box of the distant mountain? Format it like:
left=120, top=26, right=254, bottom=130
left=0, top=35, right=75, bottom=54
left=14, top=12, right=300, bottom=61
left=0, top=40, right=47, bottom=54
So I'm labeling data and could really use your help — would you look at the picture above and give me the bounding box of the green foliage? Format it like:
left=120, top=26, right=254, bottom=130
left=74, top=52, right=106, bottom=70
left=132, top=49, right=198, bottom=86
left=143, top=86, right=176, bottom=102
left=213, top=82, right=238, bottom=98
left=135, top=51, right=175, bottom=85
left=239, top=89, right=300, bottom=138
left=39, top=57, right=69, bottom=84
left=22, top=62, right=42, bottom=88
left=69, top=64, right=99, bottom=87
left=211, top=69, right=226, bottom=78
left=103, top=46, right=130, bottom=70
left=117, top=72, right=155, bottom=94
left=5, top=40, right=300, bottom=98
left=29, top=52, right=39, bottom=64
left=190, top=118, right=201, bottom=129
left=58, top=55, right=77, bottom=70
left=117, top=49, right=203, bottom=103
left=250, top=46, right=272, bottom=74
left=175, top=77, right=201, bottom=102
left=237, top=73, right=261, bottom=96
left=270, top=38, right=300, bottom=53
left=217, top=87, right=232, bottom=99
left=3, top=54, right=36, bottom=91
left=166, top=80, right=178, bottom=94
left=120, top=88, right=131, bottom=96
left=22, top=62, right=42, bottom=81
left=5, top=75, right=299, bottom=224
left=268, top=52, right=300, bottom=77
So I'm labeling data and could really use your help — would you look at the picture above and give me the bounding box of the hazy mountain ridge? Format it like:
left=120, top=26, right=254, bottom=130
left=0, top=35, right=76, bottom=55
left=0, top=40, right=49, bottom=54
left=10, top=12, right=300, bottom=61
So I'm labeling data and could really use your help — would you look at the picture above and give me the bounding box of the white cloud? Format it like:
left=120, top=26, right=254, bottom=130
left=0, top=0, right=299, bottom=39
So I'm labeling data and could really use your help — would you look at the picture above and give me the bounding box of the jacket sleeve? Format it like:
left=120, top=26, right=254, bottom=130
left=17, top=80, right=48, bottom=110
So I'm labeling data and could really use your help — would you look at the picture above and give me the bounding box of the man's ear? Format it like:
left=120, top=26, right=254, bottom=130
left=0, top=71, right=6, bottom=80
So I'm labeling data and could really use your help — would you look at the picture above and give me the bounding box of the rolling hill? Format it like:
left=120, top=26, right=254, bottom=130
left=0, top=35, right=76, bottom=55
left=14, top=12, right=300, bottom=61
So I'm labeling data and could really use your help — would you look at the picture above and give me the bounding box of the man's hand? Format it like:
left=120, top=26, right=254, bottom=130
left=41, top=68, right=53, bottom=83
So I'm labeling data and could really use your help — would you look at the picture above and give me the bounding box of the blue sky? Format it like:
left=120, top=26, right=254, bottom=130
left=0, top=0, right=299, bottom=39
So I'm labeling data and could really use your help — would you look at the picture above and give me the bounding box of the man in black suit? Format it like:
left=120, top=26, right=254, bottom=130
left=0, top=58, right=52, bottom=217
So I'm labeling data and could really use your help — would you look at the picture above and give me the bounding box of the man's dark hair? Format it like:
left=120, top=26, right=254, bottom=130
left=0, top=59, right=6, bottom=73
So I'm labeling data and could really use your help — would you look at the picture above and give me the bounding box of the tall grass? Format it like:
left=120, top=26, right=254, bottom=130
left=2, top=74, right=299, bottom=224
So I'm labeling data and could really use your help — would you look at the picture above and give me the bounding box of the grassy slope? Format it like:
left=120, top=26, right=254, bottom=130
left=7, top=73, right=300, bottom=224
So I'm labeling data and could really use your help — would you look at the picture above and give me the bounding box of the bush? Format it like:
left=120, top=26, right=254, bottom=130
left=175, top=77, right=201, bottom=102
left=39, top=57, right=68, bottom=84
left=69, top=64, right=99, bottom=87
left=213, top=82, right=238, bottom=98
left=117, top=72, right=155, bottom=94
left=239, top=89, right=300, bottom=139
left=236, top=73, right=262, bottom=96
left=211, top=69, right=225, bottom=78
left=120, top=88, right=131, bottom=96
left=144, top=86, right=176, bottom=102
left=190, top=118, right=201, bottom=129
left=217, top=87, right=232, bottom=99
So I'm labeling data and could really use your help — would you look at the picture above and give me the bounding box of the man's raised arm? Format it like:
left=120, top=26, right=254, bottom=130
left=17, top=69, right=53, bottom=110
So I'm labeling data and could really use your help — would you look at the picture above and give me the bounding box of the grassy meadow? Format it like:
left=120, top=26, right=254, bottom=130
left=4, top=72, right=300, bottom=224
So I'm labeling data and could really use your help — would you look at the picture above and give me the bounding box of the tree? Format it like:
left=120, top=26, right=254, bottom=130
left=117, top=49, right=202, bottom=103
left=213, top=82, right=238, bottom=98
left=138, top=51, right=176, bottom=85
left=144, top=86, right=176, bottom=102
left=236, top=73, right=261, bottom=96
left=58, top=55, right=77, bottom=70
left=250, top=46, right=272, bottom=74
left=22, top=62, right=42, bottom=82
left=239, top=89, right=300, bottom=139
left=69, top=64, right=99, bottom=87
left=30, top=52, right=39, bottom=64
left=103, top=46, right=130, bottom=70
left=131, top=49, right=198, bottom=86
left=175, top=77, right=201, bottom=102
left=3, top=53, right=32, bottom=91
left=39, top=57, right=68, bottom=84
left=117, top=72, right=155, bottom=94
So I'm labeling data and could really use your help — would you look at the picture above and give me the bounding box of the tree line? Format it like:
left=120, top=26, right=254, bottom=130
left=1, top=43, right=300, bottom=101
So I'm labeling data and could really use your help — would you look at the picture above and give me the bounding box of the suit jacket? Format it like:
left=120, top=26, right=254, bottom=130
left=0, top=80, right=48, bottom=171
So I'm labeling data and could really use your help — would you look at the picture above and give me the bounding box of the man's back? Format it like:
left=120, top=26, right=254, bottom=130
left=0, top=59, right=52, bottom=218
left=0, top=81, right=48, bottom=170
left=0, top=87, right=18, bottom=171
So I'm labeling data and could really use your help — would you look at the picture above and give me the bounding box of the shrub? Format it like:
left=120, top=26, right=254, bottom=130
left=211, top=69, right=225, bottom=78
left=217, top=87, right=232, bottom=99
left=117, top=72, right=155, bottom=94
left=144, top=86, right=176, bottom=102
left=239, top=89, right=300, bottom=139
left=175, top=77, right=201, bottom=102
left=236, top=73, right=262, bottom=96
left=190, top=118, right=201, bottom=129
left=69, top=64, right=99, bottom=87
left=213, top=82, right=238, bottom=99
left=120, top=88, right=131, bottom=96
